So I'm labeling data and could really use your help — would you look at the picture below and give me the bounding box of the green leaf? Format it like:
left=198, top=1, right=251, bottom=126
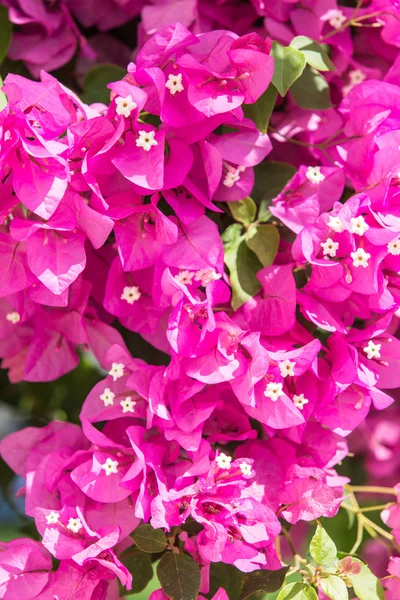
left=320, top=576, right=348, bottom=600
left=82, top=64, right=126, bottom=105
left=277, top=583, right=319, bottom=600
left=348, top=560, right=385, bottom=600
left=252, top=161, right=296, bottom=222
left=132, top=524, right=167, bottom=553
left=310, top=525, right=337, bottom=566
left=0, top=6, right=12, bottom=66
left=123, top=551, right=154, bottom=593
left=290, top=36, right=335, bottom=71
left=222, top=222, right=243, bottom=245
left=229, top=197, right=257, bottom=226
left=243, top=84, right=277, bottom=133
left=240, top=566, right=289, bottom=599
left=223, top=225, right=262, bottom=310
left=246, top=224, right=279, bottom=267
left=271, top=42, right=306, bottom=96
left=157, top=552, right=201, bottom=600
left=290, top=65, right=331, bottom=110
left=207, top=563, right=243, bottom=600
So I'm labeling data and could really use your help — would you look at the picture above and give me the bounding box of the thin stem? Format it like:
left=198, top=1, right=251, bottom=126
left=350, top=516, right=364, bottom=555
left=344, top=487, right=399, bottom=553
left=281, top=527, right=297, bottom=557
left=359, top=504, right=392, bottom=513
left=275, top=534, right=282, bottom=562
left=320, top=146, right=337, bottom=166
left=320, top=6, right=400, bottom=42
left=343, top=502, right=392, bottom=514
left=269, top=126, right=361, bottom=153
left=348, top=485, right=397, bottom=496
left=348, top=492, right=364, bottom=555
left=360, top=515, right=394, bottom=542
left=269, top=127, right=322, bottom=149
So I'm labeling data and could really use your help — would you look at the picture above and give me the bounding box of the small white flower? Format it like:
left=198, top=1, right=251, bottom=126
left=120, top=396, right=136, bottom=413
left=165, top=73, right=184, bottom=96
left=175, top=270, right=195, bottom=285
left=279, top=359, right=296, bottom=378
left=327, top=9, right=347, bottom=30
left=100, top=388, right=115, bottom=407
left=293, top=393, right=309, bottom=410
left=216, top=453, right=232, bottom=470
left=343, top=70, right=367, bottom=95
left=327, top=215, right=345, bottom=233
left=240, top=462, right=252, bottom=476
left=121, top=285, right=141, bottom=304
left=388, top=238, right=400, bottom=256
left=350, top=248, right=371, bottom=268
left=363, top=340, right=381, bottom=360
left=109, top=362, right=124, bottom=381
left=305, top=166, right=325, bottom=185
left=223, top=169, right=241, bottom=188
left=101, top=457, right=119, bottom=476
left=264, top=381, right=284, bottom=402
left=194, top=268, right=221, bottom=286
left=321, top=238, right=339, bottom=258
left=350, top=216, right=369, bottom=236
left=46, top=511, right=60, bottom=525
left=115, top=95, right=137, bottom=118
left=136, top=130, right=158, bottom=152
left=6, top=311, right=20, bottom=324
left=348, top=69, right=366, bottom=86
left=67, top=517, right=83, bottom=534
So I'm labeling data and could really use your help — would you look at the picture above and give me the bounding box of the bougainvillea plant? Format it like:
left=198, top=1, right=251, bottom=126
left=0, top=1, right=400, bottom=599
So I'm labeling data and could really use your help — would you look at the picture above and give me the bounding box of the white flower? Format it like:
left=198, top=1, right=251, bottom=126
left=363, top=340, right=381, bottom=360
left=67, top=517, right=83, bottom=533
left=348, top=69, right=366, bottom=86
left=136, top=130, right=158, bottom=152
left=388, top=238, right=400, bottom=256
left=350, top=248, right=371, bottom=268
left=100, top=388, right=115, bottom=407
left=350, top=216, right=369, bottom=236
left=165, top=73, right=184, bottom=96
left=327, top=9, right=347, bottom=30
left=101, top=457, right=119, bottom=476
left=46, top=511, right=60, bottom=525
left=120, top=396, right=136, bottom=413
left=223, top=169, right=241, bottom=188
left=305, top=166, right=325, bottom=184
left=240, top=462, right=252, bottom=476
left=321, top=238, right=339, bottom=258
left=194, top=269, right=221, bottom=286
left=343, top=70, right=367, bottom=96
left=293, top=393, right=309, bottom=410
left=279, top=359, right=296, bottom=378
left=175, top=270, right=195, bottom=285
left=327, top=215, right=345, bottom=233
left=109, top=362, right=124, bottom=381
left=115, top=95, right=137, bottom=118
left=6, top=311, right=20, bottom=324
left=264, top=381, right=284, bottom=402
left=216, top=453, right=232, bottom=470
left=121, top=285, right=141, bottom=304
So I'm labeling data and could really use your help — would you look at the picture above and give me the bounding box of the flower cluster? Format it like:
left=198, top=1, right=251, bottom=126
left=0, top=0, right=400, bottom=598
left=3, top=0, right=399, bottom=83
left=0, top=25, right=273, bottom=382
